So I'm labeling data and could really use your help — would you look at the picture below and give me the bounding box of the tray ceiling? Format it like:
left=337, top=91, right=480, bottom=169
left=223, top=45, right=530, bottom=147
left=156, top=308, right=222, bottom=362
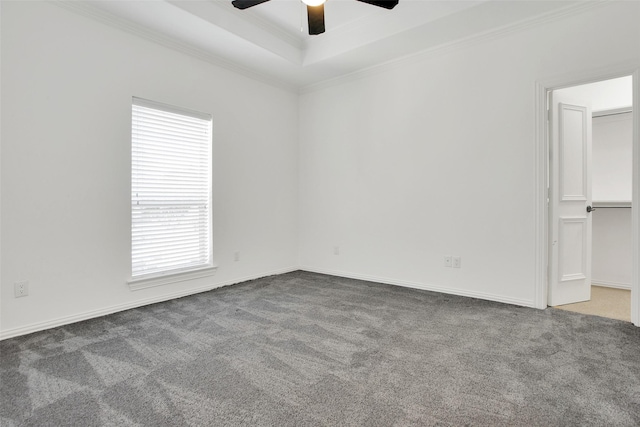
left=59, top=0, right=589, bottom=90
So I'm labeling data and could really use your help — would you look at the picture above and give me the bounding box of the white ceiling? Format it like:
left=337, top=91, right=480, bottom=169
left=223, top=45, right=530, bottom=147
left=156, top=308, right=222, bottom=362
left=62, top=0, right=587, bottom=90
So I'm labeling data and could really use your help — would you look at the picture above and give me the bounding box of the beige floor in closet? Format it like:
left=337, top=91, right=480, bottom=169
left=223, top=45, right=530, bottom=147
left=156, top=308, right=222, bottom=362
left=555, top=285, right=631, bottom=322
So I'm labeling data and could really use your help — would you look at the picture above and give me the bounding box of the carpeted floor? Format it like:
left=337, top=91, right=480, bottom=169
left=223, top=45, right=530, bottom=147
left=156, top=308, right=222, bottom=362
left=555, top=285, right=631, bottom=322
left=1, top=271, right=639, bottom=426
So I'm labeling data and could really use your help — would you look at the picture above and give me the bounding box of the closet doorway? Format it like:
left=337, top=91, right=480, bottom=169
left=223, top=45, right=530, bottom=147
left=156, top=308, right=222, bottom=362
left=548, top=76, right=633, bottom=322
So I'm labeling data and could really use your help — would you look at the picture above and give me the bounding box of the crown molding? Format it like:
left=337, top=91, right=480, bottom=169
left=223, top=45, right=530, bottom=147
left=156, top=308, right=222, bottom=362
left=300, top=0, right=610, bottom=94
left=209, top=0, right=304, bottom=50
left=52, top=0, right=298, bottom=93
left=169, top=0, right=303, bottom=64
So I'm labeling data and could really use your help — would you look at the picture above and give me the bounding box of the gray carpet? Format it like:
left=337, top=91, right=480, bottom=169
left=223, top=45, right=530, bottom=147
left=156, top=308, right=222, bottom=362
left=1, top=271, right=639, bottom=426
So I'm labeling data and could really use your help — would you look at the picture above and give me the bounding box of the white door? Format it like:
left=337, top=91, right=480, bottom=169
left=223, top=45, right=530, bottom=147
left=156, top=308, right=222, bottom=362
left=548, top=92, right=593, bottom=306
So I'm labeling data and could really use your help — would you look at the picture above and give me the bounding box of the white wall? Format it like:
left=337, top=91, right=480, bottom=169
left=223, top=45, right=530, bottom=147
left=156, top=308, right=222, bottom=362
left=591, top=112, right=633, bottom=288
left=298, top=1, right=640, bottom=306
left=593, top=112, right=633, bottom=202
left=593, top=208, right=632, bottom=289
left=2, top=1, right=639, bottom=337
left=0, top=1, right=299, bottom=337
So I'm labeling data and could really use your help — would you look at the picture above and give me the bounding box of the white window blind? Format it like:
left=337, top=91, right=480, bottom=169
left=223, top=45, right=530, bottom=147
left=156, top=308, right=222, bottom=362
left=131, top=97, right=212, bottom=279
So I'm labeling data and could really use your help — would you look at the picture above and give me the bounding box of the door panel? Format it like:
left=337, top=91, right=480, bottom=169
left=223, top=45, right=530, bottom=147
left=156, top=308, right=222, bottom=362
left=549, top=95, right=592, bottom=306
left=560, top=106, right=588, bottom=199
left=559, top=217, right=587, bottom=282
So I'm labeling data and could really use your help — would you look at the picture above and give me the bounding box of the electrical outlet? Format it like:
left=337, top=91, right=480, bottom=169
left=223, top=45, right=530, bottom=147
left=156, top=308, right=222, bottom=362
left=452, top=256, right=461, bottom=268
left=234, top=251, right=240, bottom=262
left=333, top=246, right=340, bottom=255
left=14, top=281, right=29, bottom=298
left=444, top=256, right=452, bottom=267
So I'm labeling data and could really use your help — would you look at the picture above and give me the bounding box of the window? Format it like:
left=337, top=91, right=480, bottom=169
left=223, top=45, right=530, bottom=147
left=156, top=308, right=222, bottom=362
left=130, top=97, right=213, bottom=286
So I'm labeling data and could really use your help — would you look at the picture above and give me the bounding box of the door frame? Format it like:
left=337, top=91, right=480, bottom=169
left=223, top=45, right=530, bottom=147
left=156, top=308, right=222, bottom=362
left=534, top=63, right=640, bottom=326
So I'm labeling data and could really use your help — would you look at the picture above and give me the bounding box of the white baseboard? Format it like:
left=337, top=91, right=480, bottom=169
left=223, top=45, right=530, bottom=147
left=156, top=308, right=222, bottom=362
left=0, top=266, right=298, bottom=341
left=1, top=265, right=539, bottom=340
left=300, top=266, right=535, bottom=308
left=592, top=280, right=631, bottom=290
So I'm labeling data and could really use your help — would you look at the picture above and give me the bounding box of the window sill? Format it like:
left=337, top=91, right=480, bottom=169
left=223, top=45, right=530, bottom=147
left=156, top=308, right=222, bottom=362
left=127, top=265, right=218, bottom=291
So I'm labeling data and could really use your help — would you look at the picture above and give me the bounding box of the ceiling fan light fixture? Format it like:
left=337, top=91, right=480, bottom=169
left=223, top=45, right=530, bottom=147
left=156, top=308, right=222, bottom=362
left=232, top=0, right=399, bottom=36
left=301, top=0, right=326, bottom=7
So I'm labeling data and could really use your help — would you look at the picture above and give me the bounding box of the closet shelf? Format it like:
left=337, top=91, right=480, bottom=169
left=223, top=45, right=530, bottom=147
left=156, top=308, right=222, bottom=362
left=592, top=201, right=631, bottom=208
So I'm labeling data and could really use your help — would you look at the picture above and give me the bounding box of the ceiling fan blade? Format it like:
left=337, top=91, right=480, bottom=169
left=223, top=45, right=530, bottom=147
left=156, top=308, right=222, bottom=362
left=355, top=0, right=399, bottom=10
left=307, top=4, right=325, bottom=35
left=231, top=0, right=271, bottom=10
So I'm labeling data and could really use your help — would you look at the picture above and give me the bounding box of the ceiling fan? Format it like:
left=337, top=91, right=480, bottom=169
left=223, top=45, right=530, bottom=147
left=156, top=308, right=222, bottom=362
left=231, top=0, right=399, bottom=36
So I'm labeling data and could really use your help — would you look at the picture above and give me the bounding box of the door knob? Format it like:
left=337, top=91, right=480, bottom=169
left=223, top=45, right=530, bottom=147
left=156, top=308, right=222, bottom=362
left=586, top=205, right=596, bottom=213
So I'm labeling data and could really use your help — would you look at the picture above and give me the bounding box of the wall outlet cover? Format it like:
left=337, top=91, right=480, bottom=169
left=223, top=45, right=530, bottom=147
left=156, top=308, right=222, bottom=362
left=453, top=256, right=461, bottom=268
left=15, top=281, right=29, bottom=298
